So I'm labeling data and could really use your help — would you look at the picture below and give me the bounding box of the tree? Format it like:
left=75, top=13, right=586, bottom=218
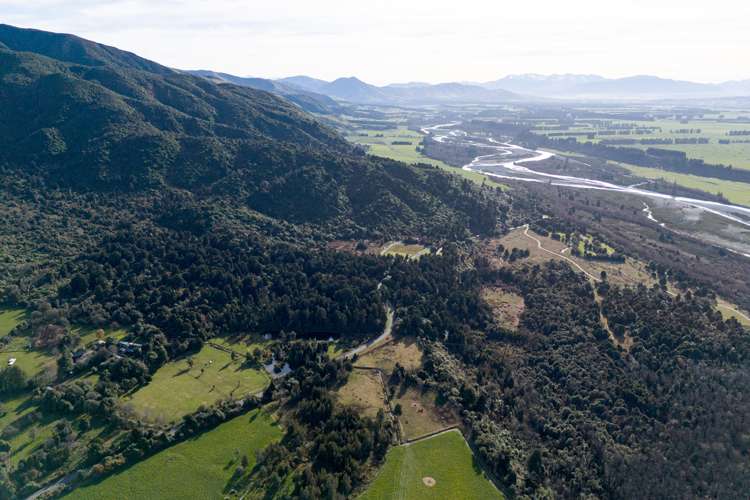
left=0, top=366, right=28, bottom=395
left=527, top=449, right=544, bottom=484
left=58, top=349, right=74, bottom=377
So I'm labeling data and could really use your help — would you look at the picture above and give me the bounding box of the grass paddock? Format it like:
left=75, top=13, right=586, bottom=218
left=121, top=344, right=269, bottom=423
left=65, top=409, right=282, bottom=500
left=360, top=429, right=502, bottom=500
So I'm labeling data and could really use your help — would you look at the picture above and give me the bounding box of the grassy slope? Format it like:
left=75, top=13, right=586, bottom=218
left=65, top=409, right=282, bottom=500
left=716, top=298, right=750, bottom=327
left=1, top=308, right=58, bottom=380
left=360, top=429, right=502, bottom=500
left=357, top=338, right=423, bottom=373
left=0, top=336, right=57, bottom=379
left=0, top=395, right=108, bottom=470
left=0, top=308, right=25, bottom=336
left=121, top=344, right=269, bottom=423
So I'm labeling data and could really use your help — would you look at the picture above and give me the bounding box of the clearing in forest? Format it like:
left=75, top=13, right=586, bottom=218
left=716, top=298, right=750, bottom=327
left=360, top=429, right=503, bottom=500
left=392, top=387, right=458, bottom=441
left=65, top=409, right=282, bottom=500
left=481, top=287, right=525, bottom=330
left=120, top=343, right=269, bottom=423
left=495, top=227, right=654, bottom=288
left=336, top=369, right=388, bottom=418
left=356, top=338, right=423, bottom=372
left=0, top=308, right=26, bottom=336
left=381, top=242, right=430, bottom=259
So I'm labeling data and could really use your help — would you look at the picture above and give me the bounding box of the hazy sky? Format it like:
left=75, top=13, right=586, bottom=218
left=3, top=0, right=749, bottom=84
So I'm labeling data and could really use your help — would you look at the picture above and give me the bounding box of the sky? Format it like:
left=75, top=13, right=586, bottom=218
left=2, top=0, right=749, bottom=85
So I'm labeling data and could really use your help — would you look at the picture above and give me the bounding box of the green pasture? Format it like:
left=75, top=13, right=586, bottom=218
left=65, top=409, right=282, bottom=500
left=616, top=163, right=750, bottom=206
left=121, top=343, right=269, bottom=423
left=0, top=308, right=25, bottom=337
left=360, top=429, right=503, bottom=500
left=347, top=127, right=499, bottom=185
left=538, top=117, right=750, bottom=170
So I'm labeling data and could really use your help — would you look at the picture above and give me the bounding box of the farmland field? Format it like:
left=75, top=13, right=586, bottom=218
left=360, top=429, right=503, bottom=500
left=356, top=338, right=423, bottom=372
left=347, top=127, right=492, bottom=184
left=65, top=409, right=282, bottom=500
left=0, top=308, right=25, bottom=336
left=392, top=387, right=457, bottom=440
left=336, top=368, right=387, bottom=418
left=615, top=162, right=750, bottom=206
left=121, top=343, right=269, bottom=423
left=536, top=117, right=750, bottom=170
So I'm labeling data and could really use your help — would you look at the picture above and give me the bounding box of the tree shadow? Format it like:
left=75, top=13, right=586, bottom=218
left=471, top=453, right=485, bottom=475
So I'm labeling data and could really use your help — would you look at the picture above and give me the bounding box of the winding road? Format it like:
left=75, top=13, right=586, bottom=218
left=343, top=306, right=394, bottom=359
left=522, top=225, right=600, bottom=282
left=519, top=225, right=750, bottom=323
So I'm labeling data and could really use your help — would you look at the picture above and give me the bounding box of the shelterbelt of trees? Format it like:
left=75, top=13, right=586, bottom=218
left=521, top=132, right=750, bottom=184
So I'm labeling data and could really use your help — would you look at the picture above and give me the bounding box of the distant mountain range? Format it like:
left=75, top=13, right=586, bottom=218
left=480, top=74, right=750, bottom=99
left=278, top=75, right=521, bottom=104
left=186, top=70, right=342, bottom=114
left=190, top=71, right=750, bottom=105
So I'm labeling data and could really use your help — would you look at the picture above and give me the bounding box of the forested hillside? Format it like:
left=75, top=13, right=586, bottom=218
left=0, top=25, right=502, bottom=236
